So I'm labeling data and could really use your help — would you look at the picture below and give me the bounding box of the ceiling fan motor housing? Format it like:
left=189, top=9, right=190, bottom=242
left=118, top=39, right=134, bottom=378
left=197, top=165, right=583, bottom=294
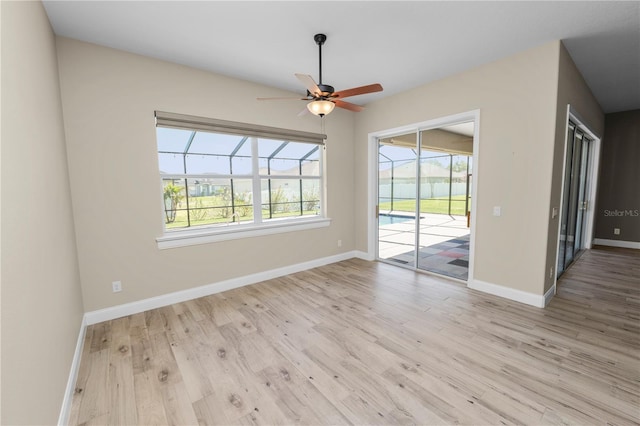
left=316, top=84, right=335, bottom=97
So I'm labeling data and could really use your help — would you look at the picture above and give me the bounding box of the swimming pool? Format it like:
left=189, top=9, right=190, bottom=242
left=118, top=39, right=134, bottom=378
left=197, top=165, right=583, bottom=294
left=378, top=214, right=415, bottom=226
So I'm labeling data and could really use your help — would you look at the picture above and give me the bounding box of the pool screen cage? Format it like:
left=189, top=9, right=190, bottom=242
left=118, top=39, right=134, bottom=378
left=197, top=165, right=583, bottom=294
left=378, top=151, right=472, bottom=217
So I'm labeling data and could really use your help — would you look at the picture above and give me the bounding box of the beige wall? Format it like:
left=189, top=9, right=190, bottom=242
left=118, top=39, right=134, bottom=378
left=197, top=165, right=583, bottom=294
left=355, top=41, right=563, bottom=295
left=547, top=43, right=604, bottom=291
left=56, top=38, right=356, bottom=312
left=1, top=2, right=84, bottom=424
left=595, top=109, right=640, bottom=243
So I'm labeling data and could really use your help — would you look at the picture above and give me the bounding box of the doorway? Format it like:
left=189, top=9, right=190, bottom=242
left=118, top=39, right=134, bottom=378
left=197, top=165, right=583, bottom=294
left=557, top=119, right=594, bottom=277
left=374, top=115, right=477, bottom=281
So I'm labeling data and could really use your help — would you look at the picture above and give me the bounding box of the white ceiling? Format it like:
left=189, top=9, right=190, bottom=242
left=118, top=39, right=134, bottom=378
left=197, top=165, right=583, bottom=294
left=43, top=1, right=640, bottom=113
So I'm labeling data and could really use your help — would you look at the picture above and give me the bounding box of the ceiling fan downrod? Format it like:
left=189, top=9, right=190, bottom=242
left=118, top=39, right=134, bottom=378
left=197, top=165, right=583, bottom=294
left=313, top=33, right=334, bottom=96
left=314, top=33, right=326, bottom=84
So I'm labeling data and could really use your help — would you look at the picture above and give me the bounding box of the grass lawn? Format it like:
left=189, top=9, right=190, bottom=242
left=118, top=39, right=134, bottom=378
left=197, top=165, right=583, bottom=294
left=165, top=195, right=318, bottom=229
left=379, top=194, right=469, bottom=216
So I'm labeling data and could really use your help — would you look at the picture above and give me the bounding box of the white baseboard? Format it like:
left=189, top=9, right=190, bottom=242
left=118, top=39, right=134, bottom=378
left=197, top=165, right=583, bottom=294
left=58, top=315, right=87, bottom=426
left=354, top=250, right=375, bottom=261
left=593, top=238, right=640, bottom=250
left=468, top=279, right=548, bottom=308
left=544, top=283, right=556, bottom=307
left=85, top=251, right=358, bottom=325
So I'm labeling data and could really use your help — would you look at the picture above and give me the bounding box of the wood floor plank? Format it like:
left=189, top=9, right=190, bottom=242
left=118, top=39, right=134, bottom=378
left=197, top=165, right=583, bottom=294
left=76, top=349, right=110, bottom=425
left=257, top=363, right=345, bottom=425
left=67, top=326, right=96, bottom=426
left=89, top=321, right=111, bottom=353
left=133, top=370, right=169, bottom=425
left=153, top=346, right=200, bottom=426
left=170, top=337, right=215, bottom=403
left=69, top=247, right=640, bottom=425
left=107, top=354, right=137, bottom=425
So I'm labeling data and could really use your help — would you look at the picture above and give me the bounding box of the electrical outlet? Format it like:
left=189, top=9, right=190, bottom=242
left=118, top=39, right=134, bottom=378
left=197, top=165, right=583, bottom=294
left=112, top=281, right=122, bottom=293
left=493, top=206, right=501, bottom=217
left=337, top=239, right=342, bottom=247
left=614, top=228, right=620, bottom=235
left=549, top=267, right=553, bottom=279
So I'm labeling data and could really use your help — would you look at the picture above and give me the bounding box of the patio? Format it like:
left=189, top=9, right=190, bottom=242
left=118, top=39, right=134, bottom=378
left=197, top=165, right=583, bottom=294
left=378, top=212, right=470, bottom=280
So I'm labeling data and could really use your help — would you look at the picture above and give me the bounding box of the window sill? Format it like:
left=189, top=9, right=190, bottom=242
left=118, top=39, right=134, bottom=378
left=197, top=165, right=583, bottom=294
left=156, top=217, right=331, bottom=249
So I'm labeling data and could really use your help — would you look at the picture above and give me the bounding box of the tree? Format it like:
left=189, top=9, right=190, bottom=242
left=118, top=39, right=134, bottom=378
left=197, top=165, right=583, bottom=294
left=163, top=183, right=184, bottom=223
left=451, top=158, right=468, bottom=173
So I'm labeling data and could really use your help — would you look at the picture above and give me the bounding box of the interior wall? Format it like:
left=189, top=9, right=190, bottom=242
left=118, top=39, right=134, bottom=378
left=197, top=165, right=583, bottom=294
left=355, top=41, right=562, bottom=296
left=55, top=37, right=356, bottom=312
left=0, top=2, right=84, bottom=424
left=547, top=43, right=605, bottom=289
left=594, top=109, right=640, bottom=243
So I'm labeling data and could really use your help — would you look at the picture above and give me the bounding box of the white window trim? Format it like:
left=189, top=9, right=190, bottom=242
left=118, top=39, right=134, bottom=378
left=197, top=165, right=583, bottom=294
left=157, top=216, right=331, bottom=249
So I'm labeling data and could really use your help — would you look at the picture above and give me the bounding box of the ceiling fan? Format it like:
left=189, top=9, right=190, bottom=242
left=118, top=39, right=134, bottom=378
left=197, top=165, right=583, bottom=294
left=258, top=33, right=383, bottom=117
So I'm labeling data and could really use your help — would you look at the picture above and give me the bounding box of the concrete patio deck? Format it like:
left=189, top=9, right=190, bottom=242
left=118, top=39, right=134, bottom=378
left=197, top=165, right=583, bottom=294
left=378, top=212, right=470, bottom=280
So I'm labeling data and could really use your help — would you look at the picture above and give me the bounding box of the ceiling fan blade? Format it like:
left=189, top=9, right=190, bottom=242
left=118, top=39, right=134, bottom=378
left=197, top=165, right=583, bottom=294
left=334, top=99, right=364, bottom=112
left=295, top=73, right=321, bottom=97
left=257, top=96, right=308, bottom=101
left=332, top=83, right=383, bottom=99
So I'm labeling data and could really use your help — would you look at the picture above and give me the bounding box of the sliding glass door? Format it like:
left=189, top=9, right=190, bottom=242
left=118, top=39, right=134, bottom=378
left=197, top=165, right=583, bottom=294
left=558, top=121, right=592, bottom=277
left=377, top=134, right=418, bottom=266
left=377, top=122, right=474, bottom=281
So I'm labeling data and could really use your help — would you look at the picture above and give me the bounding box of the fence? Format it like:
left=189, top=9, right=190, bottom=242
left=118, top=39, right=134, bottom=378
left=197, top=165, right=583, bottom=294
left=379, top=181, right=467, bottom=200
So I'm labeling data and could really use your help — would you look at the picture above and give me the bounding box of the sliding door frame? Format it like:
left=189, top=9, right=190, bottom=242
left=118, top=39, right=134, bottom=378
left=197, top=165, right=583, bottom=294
left=554, top=105, right=602, bottom=278
left=367, top=110, right=480, bottom=283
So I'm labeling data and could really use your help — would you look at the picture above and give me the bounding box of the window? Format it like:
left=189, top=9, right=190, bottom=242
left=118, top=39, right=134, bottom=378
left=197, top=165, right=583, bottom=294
left=155, top=111, right=328, bottom=247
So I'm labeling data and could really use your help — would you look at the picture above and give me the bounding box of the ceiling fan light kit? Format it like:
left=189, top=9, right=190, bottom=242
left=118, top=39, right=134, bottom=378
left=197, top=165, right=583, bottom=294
left=307, top=99, right=335, bottom=116
left=257, top=33, right=383, bottom=117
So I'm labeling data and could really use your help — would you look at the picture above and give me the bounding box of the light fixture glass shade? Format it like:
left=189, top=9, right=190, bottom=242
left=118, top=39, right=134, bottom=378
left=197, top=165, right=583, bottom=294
left=307, top=100, right=335, bottom=116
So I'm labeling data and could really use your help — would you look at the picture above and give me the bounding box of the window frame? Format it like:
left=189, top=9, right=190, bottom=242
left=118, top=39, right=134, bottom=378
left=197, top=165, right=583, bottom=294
left=154, top=111, right=330, bottom=249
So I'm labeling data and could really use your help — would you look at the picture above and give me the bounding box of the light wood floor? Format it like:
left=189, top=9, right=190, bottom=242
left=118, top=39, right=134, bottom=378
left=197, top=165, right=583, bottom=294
left=69, top=248, right=640, bottom=425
